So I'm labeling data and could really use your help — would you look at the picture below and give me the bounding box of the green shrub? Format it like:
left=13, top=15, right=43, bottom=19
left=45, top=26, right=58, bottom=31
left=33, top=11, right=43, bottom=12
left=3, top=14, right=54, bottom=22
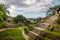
left=24, top=27, right=30, bottom=33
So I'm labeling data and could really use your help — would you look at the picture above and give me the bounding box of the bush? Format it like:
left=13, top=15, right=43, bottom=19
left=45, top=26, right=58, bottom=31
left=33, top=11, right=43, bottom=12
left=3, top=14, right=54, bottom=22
left=24, top=28, right=30, bottom=33
left=27, top=25, right=34, bottom=31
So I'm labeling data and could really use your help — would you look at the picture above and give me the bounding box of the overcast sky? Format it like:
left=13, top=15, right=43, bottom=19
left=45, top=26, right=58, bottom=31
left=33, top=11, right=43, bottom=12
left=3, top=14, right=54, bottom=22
left=0, top=0, right=60, bottom=18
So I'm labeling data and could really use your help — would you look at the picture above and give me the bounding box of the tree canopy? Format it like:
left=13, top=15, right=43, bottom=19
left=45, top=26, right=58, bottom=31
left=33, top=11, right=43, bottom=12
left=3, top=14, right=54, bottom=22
left=46, top=5, right=60, bottom=17
left=0, top=4, right=8, bottom=22
left=0, top=4, right=8, bottom=27
left=13, top=15, right=31, bottom=25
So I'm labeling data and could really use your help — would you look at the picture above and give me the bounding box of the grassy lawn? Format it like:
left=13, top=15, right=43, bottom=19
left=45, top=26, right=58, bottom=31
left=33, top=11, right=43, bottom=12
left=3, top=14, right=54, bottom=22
left=53, top=25, right=60, bottom=33
left=44, top=30, right=60, bottom=40
left=29, top=37, right=34, bottom=40
left=0, top=28, right=25, bottom=40
left=44, top=37, right=52, bottom=40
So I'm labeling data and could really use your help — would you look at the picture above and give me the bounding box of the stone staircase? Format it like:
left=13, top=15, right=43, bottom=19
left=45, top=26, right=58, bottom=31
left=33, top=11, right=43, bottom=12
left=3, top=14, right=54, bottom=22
left=27, top=31, right=38, bottom=39
left=44, top=13, right=58, bottom=24
left=26, top=13, right=59, bottom=40
left=27, top=26, right=47, bottom=39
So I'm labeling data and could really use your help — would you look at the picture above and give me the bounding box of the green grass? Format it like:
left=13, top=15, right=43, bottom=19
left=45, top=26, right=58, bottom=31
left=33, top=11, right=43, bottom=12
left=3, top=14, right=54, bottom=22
left=48, top=24, right=60, bottom=33
left=29, top=37, right=34, bottom=40
left=0, top=22, right=5, bottom=28
left=0, top=28, right=25, bottom=40
left=22, top=26, right=28, bottom=29
left=53, top=25, right=60, bottom=33
left=44, top=30, right=60, bottom=40
left=21, top=24, right=36, bottom=30
left=29, top=24, right=36, bottom=28
left=44, top=37, right=53, bottom=40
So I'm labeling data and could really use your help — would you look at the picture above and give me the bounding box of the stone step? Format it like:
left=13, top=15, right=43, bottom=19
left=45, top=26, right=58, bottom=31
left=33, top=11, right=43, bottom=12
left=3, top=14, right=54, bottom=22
left=32, top=27, right=45, bottom=34
left=44, top=13, right=58, bottom=24
left=27, top=27, right=46, bottom=39
left=38, top=23, right=49, bottom=29
left=27, top=13, right=58, bottom=39
left=27, top=31, right=38, bottom=39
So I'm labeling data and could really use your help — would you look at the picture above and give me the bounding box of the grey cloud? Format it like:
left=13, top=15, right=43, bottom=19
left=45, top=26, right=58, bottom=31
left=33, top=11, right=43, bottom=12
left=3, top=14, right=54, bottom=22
left=2, top=0, right=60, bottom=9
left=4, top=0, right=41, bottom=8
left=4, top=0, right=28, bottom=7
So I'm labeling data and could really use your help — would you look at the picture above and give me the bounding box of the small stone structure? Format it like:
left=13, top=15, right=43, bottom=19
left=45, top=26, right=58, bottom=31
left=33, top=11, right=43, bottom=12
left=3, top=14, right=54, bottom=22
left=5, top=16, right=14, bottom=28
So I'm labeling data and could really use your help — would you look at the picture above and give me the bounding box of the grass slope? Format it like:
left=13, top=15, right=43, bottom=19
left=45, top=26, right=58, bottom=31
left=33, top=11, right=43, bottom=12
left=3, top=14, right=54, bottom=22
left=0, top=28, right=25, bottom=40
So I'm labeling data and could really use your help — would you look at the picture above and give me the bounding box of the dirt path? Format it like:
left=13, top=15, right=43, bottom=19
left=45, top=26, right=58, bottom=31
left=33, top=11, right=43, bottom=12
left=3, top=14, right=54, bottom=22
left=35, top=27, right=46, bottom=30
left=0, top=28, right=14, bottom=32
left=19, top=27, right=29, bottom=40
left=0, top=28, right=29, bottom=40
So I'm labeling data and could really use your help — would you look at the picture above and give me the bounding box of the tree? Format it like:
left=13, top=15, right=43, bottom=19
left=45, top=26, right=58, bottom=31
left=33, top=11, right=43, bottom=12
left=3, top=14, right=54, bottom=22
left=0, top=4, right=9, bottom=27
left=0, top=4, right=9, bottom=21
left=13, top=15, right=31, bottom=26
left=13, top=15, right=26, bottom=23
left=36, top=17, right=42, bottom=22
left=46, top=5, right=60, bottom=25
left=46, top=5, right=60, bottom=17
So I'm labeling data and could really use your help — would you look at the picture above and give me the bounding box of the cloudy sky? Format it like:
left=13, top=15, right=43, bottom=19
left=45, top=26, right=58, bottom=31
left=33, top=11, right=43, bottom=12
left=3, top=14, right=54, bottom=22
left=0, top=0, right=60, bottom=18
